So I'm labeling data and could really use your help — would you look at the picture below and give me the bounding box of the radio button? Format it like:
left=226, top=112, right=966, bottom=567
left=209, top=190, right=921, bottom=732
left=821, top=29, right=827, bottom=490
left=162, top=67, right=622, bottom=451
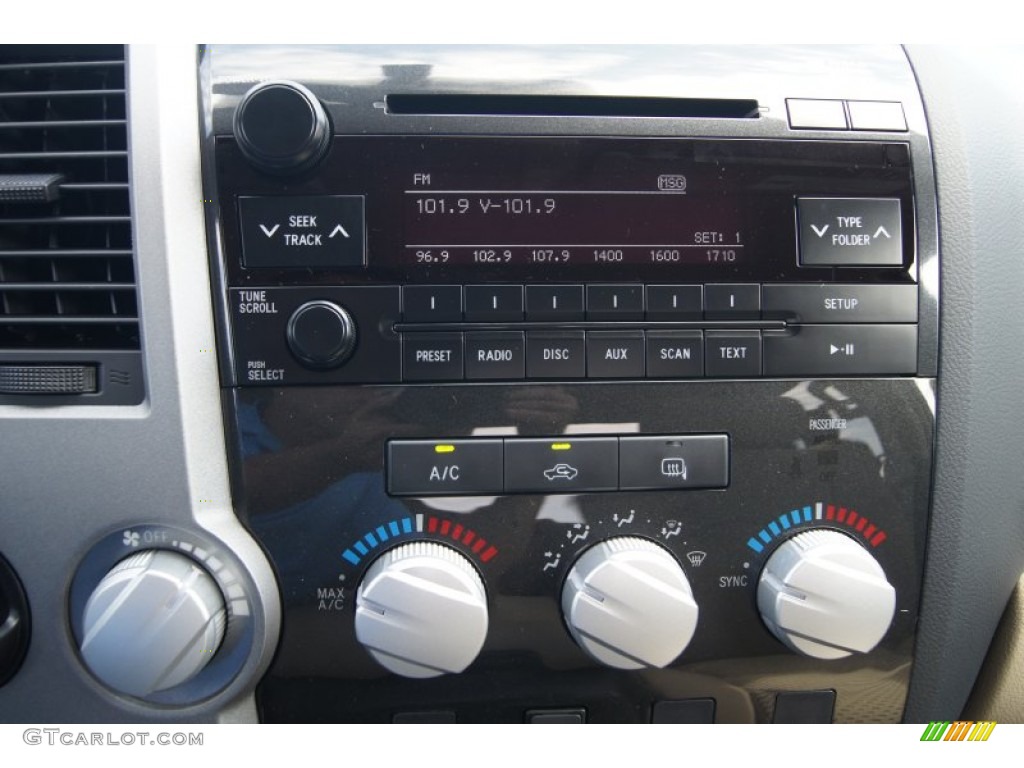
left=465, top=285, right=524, bottom=322
left=465, top=332, right=525, bottom=380
left=586, top=331, right=645, bottom=379
left=525, top=285, right=584, bottom=321
left=762, top=284, right=918, bottom=324
left=402, top=333, right=464, bottom=381
left=646, top=331, right=703, bottom=378
left=526, top=332, right=585, bottom=379
left=704, top=284, right=760, bottom=319
left=797, top=198, right=903, bottom=267
left=504, top=437, right=618, bottom=494
left=387, top=439, right=503, bottom=496
left=619, top=435, right=729, bottom=491
left=403, top=286, right=463, bottom=322
left=705, top=331, right=762, bottom=378
left=645, top=285, right=702, bottom=320
left=762, top=324, right=917, bottom=376
left=586, top=284, right=644, bottom=320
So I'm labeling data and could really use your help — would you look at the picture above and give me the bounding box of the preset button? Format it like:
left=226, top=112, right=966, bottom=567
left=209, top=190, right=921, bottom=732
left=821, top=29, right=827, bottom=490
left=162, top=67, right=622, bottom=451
left=403, top=333, right=464, bottom=381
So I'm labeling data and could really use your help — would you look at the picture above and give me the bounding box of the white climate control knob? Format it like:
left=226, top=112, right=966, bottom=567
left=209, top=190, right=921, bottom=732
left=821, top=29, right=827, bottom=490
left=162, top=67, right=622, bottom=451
left=355, top=541, right=488, bottom=678
left=758, top=529, right=896, bottom=660
left=80, top=550, right=226, bottom=697
left=561, top=537, right=699, bottom=670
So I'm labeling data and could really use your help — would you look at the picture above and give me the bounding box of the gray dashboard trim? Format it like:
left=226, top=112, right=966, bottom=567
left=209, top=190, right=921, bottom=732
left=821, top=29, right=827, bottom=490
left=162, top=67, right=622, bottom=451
left=0, top=45, right=279, bottom=722
left=903, top=44, right=1024, bottom=722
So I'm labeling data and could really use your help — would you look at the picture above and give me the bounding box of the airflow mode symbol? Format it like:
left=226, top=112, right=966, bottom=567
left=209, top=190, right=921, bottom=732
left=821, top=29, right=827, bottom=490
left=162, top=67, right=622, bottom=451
left=686, top=551, right=707, bottom=568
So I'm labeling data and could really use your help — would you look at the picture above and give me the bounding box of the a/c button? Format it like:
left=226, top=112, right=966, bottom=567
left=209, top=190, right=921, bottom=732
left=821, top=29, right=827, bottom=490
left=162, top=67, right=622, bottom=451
left=388, top=439, right=503, bottom=496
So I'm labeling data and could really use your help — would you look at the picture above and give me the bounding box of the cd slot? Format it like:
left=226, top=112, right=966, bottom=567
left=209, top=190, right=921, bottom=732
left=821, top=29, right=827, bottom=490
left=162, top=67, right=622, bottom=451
left=385, top=94, right=760, bottom=119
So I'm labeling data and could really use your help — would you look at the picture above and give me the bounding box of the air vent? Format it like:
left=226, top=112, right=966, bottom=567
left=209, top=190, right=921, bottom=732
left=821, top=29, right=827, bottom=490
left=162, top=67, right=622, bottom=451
left=0, top=45, right=143, bottom=404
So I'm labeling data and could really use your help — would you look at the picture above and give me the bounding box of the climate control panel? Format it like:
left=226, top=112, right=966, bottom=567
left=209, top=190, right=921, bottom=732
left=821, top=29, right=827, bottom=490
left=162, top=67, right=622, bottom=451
left=224, top=377, right=931, bottom=723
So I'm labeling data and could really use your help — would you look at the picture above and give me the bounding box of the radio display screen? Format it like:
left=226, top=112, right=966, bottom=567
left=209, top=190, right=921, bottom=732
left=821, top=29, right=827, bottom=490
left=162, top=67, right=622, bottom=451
left=218, top=136, right=915, bottom=283
left=404, top=188, right=741, bottom=268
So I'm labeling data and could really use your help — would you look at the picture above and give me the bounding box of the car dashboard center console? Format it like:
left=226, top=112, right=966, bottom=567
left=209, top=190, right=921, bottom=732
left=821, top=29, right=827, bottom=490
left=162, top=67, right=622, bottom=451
left=11, top=44, right=1024, bottom=726
left=195, top=45, right=936, bottom=723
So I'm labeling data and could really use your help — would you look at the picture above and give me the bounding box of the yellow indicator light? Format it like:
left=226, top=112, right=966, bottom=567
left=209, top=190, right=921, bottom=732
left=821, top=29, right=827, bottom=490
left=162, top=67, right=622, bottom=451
left=434, top=444, right=456, bottom=454
left=550, top=442, right=572, bottom=451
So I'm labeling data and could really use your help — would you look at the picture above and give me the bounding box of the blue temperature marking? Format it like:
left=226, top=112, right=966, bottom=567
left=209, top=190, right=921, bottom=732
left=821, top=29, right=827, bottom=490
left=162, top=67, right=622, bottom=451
left=389, top=521, right=401, bottom=537
left=353, top=541, right=368, bottom=556
left=803, top=506, right=813, bottom=522
left=790, top=510, right=802, bottom=525
left=779, top=514, right=791, bottom=530
left=768, top=521, right=781, bottom=537
left=342, top=550, right=360, bottom=565
left=758, top=530, right=771, bottom=544
left=376, top=525, right=389, bottom=542
left=747, top=538, right=764, bottom=553
left=364, top=531, right=379, bottom=548
left=402, top=518, right=413, bottom=534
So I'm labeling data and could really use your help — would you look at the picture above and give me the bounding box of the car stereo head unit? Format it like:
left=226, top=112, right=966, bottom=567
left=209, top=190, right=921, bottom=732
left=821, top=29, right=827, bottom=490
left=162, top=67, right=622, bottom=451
left=215, top=133, right=922, bottom=387
left=195, top=45, right=938, bottom=724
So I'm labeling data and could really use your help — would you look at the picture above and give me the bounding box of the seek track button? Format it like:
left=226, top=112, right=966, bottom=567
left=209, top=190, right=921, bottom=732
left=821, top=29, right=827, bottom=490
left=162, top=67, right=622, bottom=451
left=240, top=195, right=366, bottom=268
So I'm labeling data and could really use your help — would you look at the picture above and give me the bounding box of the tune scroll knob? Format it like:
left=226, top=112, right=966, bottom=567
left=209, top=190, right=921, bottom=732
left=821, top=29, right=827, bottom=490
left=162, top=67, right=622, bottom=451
left=79, top=550, right=227, bottom=697
left=286, top=300, right=356, bottom=370
left=561, top=537, right=699, bottom=670
left=757, top=529, right=896, bottom=660
left=233, top=80, right=331, bottom=175
left=355, top=542, right=488, bottom=679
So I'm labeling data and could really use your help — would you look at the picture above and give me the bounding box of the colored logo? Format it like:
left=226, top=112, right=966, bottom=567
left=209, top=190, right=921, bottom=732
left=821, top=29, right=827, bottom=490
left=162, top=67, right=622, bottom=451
left=920, top=721, right=997, bottom=742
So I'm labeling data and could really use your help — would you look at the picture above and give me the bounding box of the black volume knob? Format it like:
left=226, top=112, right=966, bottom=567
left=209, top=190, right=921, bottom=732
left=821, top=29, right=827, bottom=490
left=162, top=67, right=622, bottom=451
left=286, top=301, right=357, bottom=370
left=0, top=553, right=30, bottom=688
left=233, top=81, right=331, bottom=175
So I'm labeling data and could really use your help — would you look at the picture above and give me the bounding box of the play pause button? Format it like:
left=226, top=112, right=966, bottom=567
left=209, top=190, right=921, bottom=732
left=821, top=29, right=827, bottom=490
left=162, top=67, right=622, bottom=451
left=830, top=342, right=855, bottom=356
left=763, top=325, right=917, bottom=376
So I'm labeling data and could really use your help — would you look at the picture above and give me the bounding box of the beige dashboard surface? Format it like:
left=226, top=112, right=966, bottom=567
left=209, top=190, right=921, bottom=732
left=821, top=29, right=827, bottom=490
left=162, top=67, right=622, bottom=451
left=966, top=572, right=1024, bottom=721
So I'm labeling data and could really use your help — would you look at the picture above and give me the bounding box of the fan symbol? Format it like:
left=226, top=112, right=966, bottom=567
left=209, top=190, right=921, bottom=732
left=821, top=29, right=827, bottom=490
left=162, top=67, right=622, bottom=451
left=123, top=530, right=141, bottom=547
